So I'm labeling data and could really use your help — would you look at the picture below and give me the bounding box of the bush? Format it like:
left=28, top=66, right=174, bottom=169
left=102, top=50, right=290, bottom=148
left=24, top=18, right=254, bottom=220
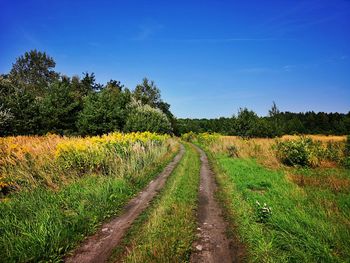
left=196, top=132, right=220, bottom=145
left=125, top=104, right=172, bottom=134
left=181, top=131, right=196, bottom=142
left=274, top=137, right=321, bottom=167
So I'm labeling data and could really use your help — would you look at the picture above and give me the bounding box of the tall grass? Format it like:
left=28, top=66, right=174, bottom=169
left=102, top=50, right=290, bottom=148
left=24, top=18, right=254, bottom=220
left=0, top=132, right=171, bottom=194
left=182, top=133, right=347, bottom=169
left=0, top=132, right=178, bottom=262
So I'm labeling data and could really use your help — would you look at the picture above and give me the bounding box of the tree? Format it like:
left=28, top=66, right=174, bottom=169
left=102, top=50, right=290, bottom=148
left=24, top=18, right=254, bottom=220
left=106, top=79, right=123, bottom=91
left=133, top=78, right=161, bottom=107
left=284, top=117, right=305, bottom=134
left=235, top=108, right=260, bottom=138
left=124, top=101, right=172, bottom=134
left=81, top=72, right=102, bottom=94
left=268, top=101, right=280, bottom=117
left=9, top=50, right=58, bottom=96
left=0, top=88, right=41, bottom=135
left=0, top=105, right=13, bottom=127
left=39, top=80, right=81, bottom=134
left=77, top=84, right=131, bottom=135
left=133, top=78, right=176, bottom=132
left=268, top=101, right=283, bottom=137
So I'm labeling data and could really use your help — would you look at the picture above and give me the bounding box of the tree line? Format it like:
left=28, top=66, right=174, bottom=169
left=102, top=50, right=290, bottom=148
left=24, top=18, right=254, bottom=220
left=1, top=50, right=349, bottom=137
left=0, top=50, right=174, bottom=136
left=177, top=105, right=350, bottom=137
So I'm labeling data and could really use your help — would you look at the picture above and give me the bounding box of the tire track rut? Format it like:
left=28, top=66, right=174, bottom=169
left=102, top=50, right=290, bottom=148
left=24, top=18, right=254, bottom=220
left=191, top=145, right=240, bottom=263
left=65, top=144, right=185, bottom=263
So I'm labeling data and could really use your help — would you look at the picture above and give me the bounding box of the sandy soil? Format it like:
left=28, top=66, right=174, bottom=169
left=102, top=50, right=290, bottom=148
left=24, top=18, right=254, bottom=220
left=65, top=144, right=185, bottom=263
left=190, top=145, right=244, bottom=263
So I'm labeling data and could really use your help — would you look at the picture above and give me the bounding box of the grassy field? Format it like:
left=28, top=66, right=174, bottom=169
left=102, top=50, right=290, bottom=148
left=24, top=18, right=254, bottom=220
left=1, top=131, right=349, bottom=262
left=189, top=133, right=350, bottom=262
left=212, top=134, right=347, bottom=168
left=0, top=132, right=178, bottom=262
left=113, top=143, right=200, bottom=262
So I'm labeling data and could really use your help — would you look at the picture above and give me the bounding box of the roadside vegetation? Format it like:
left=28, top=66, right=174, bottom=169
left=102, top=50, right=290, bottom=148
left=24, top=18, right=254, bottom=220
left=0, top=132, right=178, bottom=262
left=115, top=143, right=200, bottom=262
left=184, top=133, right=350, bottom=262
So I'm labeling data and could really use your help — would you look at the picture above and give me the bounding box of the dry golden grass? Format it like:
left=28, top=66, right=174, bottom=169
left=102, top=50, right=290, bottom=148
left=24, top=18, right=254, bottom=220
left=0, top=134, right=62, bottom=166
left=282, top=135, right=346, bottom=143
left=0, top=135, right=64, bottom=190
left=0, top=133, right=174, bottom=193
left=287, top=173, right=350, bottom=193
left=211, top=136, right=280, bottom=168
left=209, top=134, right=347, bottom=169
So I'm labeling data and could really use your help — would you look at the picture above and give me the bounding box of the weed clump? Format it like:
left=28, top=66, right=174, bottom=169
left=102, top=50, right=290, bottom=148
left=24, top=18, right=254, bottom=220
left=255, top=201, right=272, bottom=223
left=227, top=145, right=239, bottom=158
left=275, top=137, right=319, bottom=167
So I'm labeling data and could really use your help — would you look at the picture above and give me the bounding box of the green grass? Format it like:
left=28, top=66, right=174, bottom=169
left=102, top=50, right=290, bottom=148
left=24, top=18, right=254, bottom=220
left=209, top=154, right=350, bottom=263
left=0, top=146, right=178, bottom=263
left=118, top=143, right=200, bottom=263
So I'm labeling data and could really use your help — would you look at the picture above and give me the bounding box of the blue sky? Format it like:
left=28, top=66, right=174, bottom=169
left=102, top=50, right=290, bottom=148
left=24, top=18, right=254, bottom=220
left=1, top=0, right=349, bottom=118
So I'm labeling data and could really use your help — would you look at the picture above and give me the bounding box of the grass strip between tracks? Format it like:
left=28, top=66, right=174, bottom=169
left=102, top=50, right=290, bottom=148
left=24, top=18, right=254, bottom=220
left=113, top=143, right=200, bottom=263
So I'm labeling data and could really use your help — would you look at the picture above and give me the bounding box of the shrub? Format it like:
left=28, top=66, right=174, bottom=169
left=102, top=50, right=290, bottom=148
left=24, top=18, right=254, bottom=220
left=197, top=132, right=220, bottom=145
left=274, top=137, right=321, bottom=167
left=181, top=131, right=196, bottom=142
left=125, top=104, right=172, bottom=134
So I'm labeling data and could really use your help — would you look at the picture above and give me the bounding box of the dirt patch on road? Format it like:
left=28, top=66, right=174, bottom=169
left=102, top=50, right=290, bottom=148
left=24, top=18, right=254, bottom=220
left=65, top=145, right=185, bottom=263
left=191, top=145, right=244, bottom=263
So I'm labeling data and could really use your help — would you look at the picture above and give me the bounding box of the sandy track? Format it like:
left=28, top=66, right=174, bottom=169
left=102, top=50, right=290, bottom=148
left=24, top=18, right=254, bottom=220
left=191, top=145, right=241, bottom=263
left=65, top=144, right=185, bottom=263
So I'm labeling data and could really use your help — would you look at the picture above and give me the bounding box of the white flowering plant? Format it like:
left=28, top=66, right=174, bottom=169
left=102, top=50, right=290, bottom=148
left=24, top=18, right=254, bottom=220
left=255, top=201, right=272, bottom=223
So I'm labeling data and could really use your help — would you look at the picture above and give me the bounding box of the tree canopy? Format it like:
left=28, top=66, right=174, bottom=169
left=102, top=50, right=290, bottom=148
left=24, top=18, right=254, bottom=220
left=0, top=50, right=174, bottom=136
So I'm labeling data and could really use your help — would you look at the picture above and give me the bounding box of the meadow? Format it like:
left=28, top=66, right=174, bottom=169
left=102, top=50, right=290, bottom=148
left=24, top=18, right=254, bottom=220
left=1, top=131, right=349, bottom=262
left=185, top=133, right=350, bottom=262
left=0, top=132, right=178, bottom=262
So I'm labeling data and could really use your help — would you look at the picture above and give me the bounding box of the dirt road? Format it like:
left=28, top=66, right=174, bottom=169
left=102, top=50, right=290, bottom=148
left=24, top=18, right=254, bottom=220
left=191, top=145, right=240, bottom=263
left=65, top=145, right=185, bottom=263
